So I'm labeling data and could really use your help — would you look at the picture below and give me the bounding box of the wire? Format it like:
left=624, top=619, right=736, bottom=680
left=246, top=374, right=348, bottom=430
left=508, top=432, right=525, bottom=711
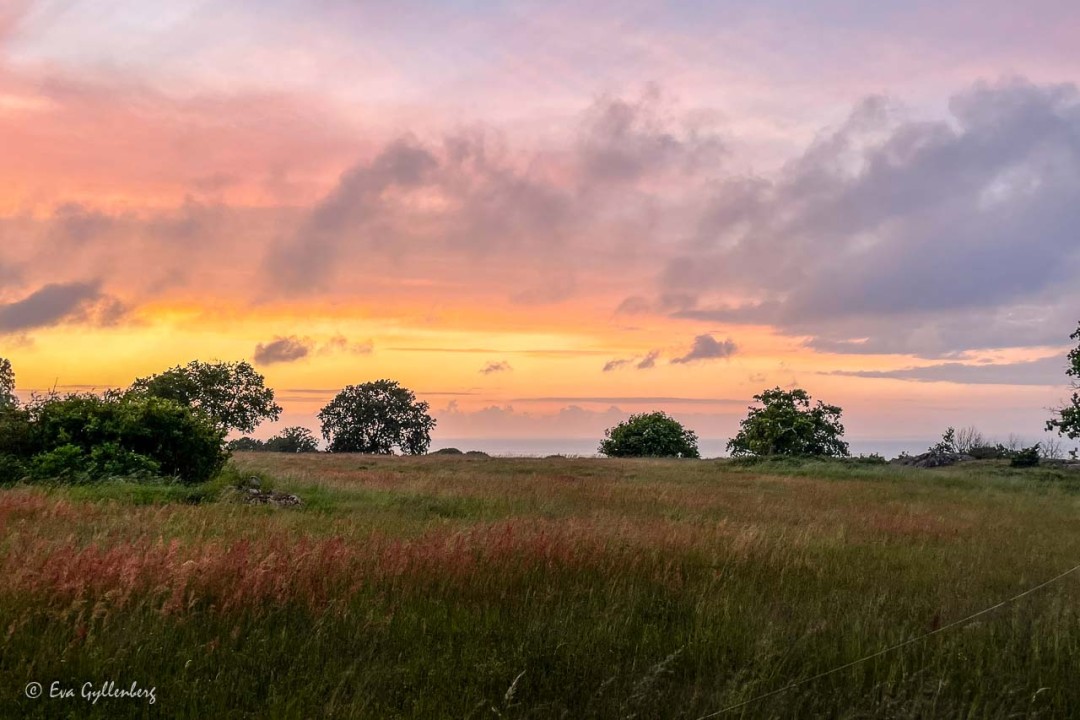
left=694, top=561, right=1080, bottom=719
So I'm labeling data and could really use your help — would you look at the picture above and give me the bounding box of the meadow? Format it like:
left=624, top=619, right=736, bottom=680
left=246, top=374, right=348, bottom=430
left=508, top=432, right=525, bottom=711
left=2, top=454, right=1080, bottom=718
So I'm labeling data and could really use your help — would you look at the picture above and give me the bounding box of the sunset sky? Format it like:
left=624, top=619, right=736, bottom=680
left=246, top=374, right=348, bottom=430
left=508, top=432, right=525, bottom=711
left=2, top=1, right=1079, bottom=451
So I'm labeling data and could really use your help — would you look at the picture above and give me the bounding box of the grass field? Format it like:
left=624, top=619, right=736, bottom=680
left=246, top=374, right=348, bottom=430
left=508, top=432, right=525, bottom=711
left=3, top=453, right=1080, bottom=718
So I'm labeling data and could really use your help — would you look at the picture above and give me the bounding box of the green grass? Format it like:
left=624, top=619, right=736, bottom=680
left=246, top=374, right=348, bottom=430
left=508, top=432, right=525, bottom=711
left=2, top=454, right=1079, bottom=718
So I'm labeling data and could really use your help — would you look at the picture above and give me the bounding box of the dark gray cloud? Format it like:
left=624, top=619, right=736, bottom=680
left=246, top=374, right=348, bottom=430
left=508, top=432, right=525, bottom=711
left=480, top=361, right=512, bottom=375
left=660, top=79, right=1080, bottom=357
left=0, top=281, right=124, bottom=333
left=827, top=355, right=1068, bottom=386
left=266, top=138, right=440, bottom=291
left=671, top=335, right=737, bottom=364
left=578, top=83, right=725, bottom=184
left=253, top=336, right=312, bottom=365
left=263, top=87, right=721, bottom=302
left=602, top=358, right=630, bottom=372
left=637, top=350, right=661, bottom=369
left=602, top=349, right=661, bottom=372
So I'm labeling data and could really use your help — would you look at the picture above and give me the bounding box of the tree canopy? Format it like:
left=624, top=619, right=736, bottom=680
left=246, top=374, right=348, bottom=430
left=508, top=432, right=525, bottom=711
left=598, top=412, right=700, bottom=458
left=264, top=427, right=321, bottom=453
left=318, top=380, right=435, bottom=455
left=129, top=360, right=281, bottom=434
left=727, top=387, right=849, bottom=457
left=1047, top=322, right=1080, bottom=440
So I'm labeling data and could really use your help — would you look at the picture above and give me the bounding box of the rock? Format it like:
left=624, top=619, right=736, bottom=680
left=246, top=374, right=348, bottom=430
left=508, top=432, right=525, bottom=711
left=244, top=476, right=261, bottom=489
left=890, top=451, right=976, bottom=469
left=242, top=489, right=303, bottom=508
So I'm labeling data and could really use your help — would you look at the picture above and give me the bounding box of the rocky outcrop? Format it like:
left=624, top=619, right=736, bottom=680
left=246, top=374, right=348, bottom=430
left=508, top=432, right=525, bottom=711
left=890, top=451, right=976, bottom=468
left=238, top=476, right=302, bottom=508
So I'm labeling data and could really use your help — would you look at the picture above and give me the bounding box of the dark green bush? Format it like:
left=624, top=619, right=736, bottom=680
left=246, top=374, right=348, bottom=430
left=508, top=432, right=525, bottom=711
left=599, top=412, right=700, bottom=458
left=0, top=453, right=28, bottom=485
left=227, top=437, right=266, bottom=452
left=727, top=388, right=849, bottom=458
left=29, top=444, right=90, bottom=482
left=20, top=393, right=226, bottom=484
left=263, top=426, right=320, bottom=453
left=968, top=445, right=1011, bottom=460
left=1010, top=445, right=1041, bottom=468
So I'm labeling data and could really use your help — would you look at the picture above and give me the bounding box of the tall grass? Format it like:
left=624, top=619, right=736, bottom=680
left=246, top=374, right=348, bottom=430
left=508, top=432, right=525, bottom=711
left=2, top=455, right=1079, bottom=718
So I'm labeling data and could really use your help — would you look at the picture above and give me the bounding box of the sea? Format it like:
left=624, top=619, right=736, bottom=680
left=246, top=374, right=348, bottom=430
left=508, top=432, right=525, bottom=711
left=427, top=438, right=945, bottom=459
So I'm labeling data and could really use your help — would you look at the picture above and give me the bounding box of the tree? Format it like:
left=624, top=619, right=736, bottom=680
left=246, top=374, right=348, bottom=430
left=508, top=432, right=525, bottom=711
left=598, top=412, right=700, bottom=458
left=264, top=426, right=320, bottom=453
left=319, top=380, right=435, bottom=454
left=226, top=437, right=266, bottom=452
left=929, top=427, right=958, bottom=454
left=1047, top=322, right=1080, bottom=440
left=728, top=387, right=849, bottom=457
left=130, top=360, right=281, bottom=434
left=0, top=358, right=16, bottom=409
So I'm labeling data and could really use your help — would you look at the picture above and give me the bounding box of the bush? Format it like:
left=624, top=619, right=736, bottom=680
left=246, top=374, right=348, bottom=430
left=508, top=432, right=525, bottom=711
left=0, top=454, right=27, bottom=485
left=431, top=448, right=464, bottom=455
left=1010, top=444, right=1041, bottom=468
left=929, top=427, right=958, bottom=454
left=22, top=393, right=226, bottom=484
left=727, top=387, right=849, bottom=457
left=966, top=444, right=1012, bottom=460
left=227, top=437, right=266, bottom=452
left=263, top=427, right=320, bottom=453
left=29, top=444, right=90, bottom=482
left=599, top=412, right=700, bottom=458
left=850, top=453, right=888, bottom=465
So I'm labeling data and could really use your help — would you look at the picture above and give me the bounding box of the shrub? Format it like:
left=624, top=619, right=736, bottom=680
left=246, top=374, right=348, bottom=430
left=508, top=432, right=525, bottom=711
left=264, top=427, right=320, bottom=453
left=1010, top=445, right=1041, bottom=468
left=929, top=427, right=958, bottom=454
left=850, top=453, right=888, bottom=465
left=24, top=393, right=226, bottom=484
left=727, top=387, right=849, bottom=457
left=0, top=406, right=35, bottom=458
left=599, top=412, right=700, bottom=458
left=954, top=425, right=984, bottom=454
left=968, top=445, right=1010, bottom=460
left=227, top=437, right=266, bottom=452
left=432, top=448, right=464, bottom=455
left=29, top=444, right=90, bottom=482
left=0, top=454, right=27, bottom=485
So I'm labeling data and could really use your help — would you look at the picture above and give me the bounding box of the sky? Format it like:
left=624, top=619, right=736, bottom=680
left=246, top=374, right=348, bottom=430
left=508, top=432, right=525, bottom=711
left=2, top=0, right=1079, bottom=452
